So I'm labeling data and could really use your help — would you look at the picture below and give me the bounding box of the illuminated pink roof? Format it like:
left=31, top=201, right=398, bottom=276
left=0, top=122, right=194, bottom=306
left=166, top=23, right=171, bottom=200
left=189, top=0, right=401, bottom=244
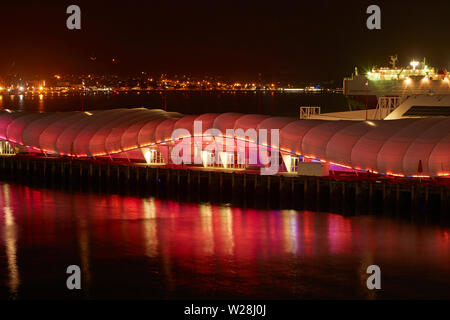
left=0, top=108, right=449, bottom=176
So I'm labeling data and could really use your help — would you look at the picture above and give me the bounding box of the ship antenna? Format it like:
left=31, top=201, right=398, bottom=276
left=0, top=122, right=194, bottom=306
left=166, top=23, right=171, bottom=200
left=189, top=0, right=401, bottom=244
left=390, top=54, right=398, bottom=68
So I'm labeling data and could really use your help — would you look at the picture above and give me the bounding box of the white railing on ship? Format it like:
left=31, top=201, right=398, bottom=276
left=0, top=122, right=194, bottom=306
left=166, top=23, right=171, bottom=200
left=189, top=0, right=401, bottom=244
left=299, top=106, right=321, bottom=119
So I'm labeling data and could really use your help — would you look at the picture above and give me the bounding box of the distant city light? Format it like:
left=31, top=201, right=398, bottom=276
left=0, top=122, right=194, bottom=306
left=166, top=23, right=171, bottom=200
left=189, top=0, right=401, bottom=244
left=0, top=73, right=337, bottom=95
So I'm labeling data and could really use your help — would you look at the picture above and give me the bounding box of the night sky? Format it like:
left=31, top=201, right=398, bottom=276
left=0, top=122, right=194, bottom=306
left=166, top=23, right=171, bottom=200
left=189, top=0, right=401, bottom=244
left=0, top=0, right=449, bottom=83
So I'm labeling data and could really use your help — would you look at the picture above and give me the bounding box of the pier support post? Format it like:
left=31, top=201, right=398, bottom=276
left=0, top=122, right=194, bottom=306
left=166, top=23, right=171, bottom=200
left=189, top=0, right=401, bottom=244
left=354, top=182, right=359, bottom=214
left=316, top=179, right=320, bottom=206
left=396, top=184, right=400, bottom=209
left=219, top=172, right=223, bottom=202
left=440, top=186, right=446, bottom=214
left=329, top=180, right=333, bottom=208
left=208, top=171, right=212, bottom=190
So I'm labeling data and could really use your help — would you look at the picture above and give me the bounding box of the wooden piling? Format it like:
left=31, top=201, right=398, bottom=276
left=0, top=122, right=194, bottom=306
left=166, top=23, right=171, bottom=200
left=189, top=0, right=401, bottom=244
left=0, top=156, right=449, bottom=218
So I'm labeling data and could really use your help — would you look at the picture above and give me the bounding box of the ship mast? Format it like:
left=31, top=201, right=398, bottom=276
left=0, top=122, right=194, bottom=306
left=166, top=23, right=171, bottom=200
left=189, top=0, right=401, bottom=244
left=390, top=54, right=398, bottom=69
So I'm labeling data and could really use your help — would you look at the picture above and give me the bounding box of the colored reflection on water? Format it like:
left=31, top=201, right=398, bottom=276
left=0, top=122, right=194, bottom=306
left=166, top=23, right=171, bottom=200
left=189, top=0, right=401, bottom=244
left=0, top=182, right=449, bottom=299
left=0, top=185, right=20, bottom=299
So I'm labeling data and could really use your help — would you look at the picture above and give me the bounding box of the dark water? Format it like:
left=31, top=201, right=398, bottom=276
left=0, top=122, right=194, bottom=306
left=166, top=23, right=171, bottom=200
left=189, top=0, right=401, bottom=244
left=0, top=91, right=347, bottom=117
left=0, top=182, right=449, bottom=300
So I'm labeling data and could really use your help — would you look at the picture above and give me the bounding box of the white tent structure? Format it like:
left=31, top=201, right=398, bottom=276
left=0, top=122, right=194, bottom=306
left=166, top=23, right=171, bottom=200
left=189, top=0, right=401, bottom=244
left=0, top=108, right=449, bottom=177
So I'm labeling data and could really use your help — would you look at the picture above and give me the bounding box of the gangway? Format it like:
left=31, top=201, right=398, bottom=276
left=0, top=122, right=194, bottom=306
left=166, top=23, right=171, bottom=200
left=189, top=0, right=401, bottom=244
left=299, top=106, right=321, bottom=119
left=373, top=96, right=403, bottom=120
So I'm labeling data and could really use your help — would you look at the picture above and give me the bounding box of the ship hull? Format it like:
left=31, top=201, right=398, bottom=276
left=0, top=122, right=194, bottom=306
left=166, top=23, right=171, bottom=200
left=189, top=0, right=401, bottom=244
left=345, top=95, right=378, bottom=110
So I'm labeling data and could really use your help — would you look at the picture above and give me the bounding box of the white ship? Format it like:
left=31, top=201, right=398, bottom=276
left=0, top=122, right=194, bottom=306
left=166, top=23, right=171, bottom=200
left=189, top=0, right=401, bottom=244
left=343, top=55, right=450, bottom=109
left=306, top=94, right=450, bottom=121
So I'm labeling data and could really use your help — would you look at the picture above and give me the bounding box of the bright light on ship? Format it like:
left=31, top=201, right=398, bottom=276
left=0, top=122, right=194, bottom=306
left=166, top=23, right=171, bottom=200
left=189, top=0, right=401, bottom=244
left=404, top=77, right=411, bottom=85
left=410, top=60, right=419, bottom=70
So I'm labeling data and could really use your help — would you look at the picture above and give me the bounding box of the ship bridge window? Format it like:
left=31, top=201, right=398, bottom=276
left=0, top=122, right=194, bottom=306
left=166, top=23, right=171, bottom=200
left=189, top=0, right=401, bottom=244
left=403, top=106, right=450, bottom=117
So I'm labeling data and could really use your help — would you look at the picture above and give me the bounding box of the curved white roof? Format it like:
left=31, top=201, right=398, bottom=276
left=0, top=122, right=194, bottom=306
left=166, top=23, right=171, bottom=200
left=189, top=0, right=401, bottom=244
left=0, top=108, right=448, bottom=176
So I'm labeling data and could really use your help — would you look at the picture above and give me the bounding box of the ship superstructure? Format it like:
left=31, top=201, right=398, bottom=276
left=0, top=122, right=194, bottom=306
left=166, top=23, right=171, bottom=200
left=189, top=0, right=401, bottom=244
left=343, top=56, right=450, bottom=109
